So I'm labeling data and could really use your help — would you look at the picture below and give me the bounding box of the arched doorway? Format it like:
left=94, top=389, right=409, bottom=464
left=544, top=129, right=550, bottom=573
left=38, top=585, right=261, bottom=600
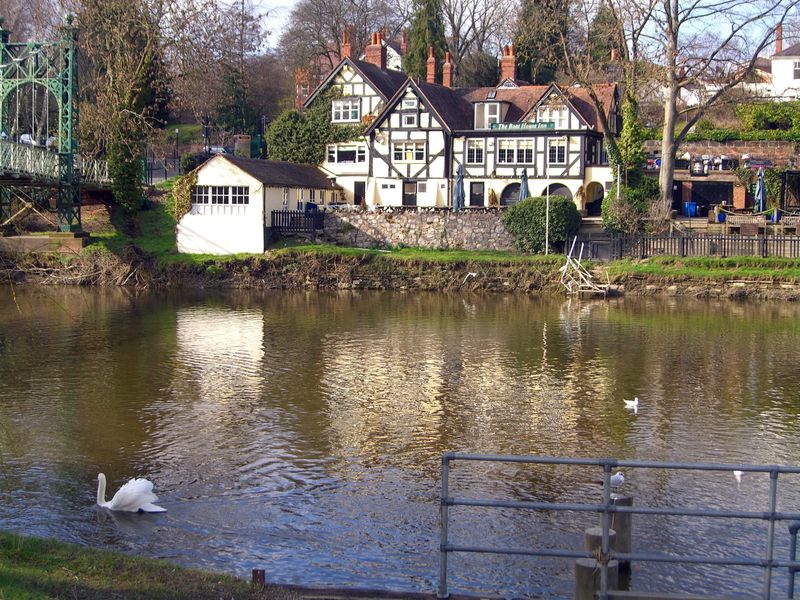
left=500, top=183, right=520, bottom=206
left=584, top=182, right=604, bottom=216
left=542, top=183, right=572, bottom=200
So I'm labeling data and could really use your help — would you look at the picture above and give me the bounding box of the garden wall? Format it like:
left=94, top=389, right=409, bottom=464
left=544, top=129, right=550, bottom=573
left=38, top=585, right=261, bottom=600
left=322, top=206, right=516, bottom=251
left=644, top=140, right=798, bottom=164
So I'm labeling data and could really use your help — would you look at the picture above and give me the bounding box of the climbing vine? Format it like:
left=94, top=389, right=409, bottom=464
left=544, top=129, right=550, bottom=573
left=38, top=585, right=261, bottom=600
left=171, top=170, right=197, bottom=222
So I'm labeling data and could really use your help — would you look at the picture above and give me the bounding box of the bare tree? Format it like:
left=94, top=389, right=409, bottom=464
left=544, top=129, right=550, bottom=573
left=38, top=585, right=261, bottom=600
left=652, top=0, right=799, bottom=204
left=442, top=0, right=513, bottom=79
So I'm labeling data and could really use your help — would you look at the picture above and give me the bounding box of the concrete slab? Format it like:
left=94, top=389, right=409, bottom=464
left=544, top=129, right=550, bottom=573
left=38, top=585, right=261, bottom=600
left=0, top=233, right=89, bottom=254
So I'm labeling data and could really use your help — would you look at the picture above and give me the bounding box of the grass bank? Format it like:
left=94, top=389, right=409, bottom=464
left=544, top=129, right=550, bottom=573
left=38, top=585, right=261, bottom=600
left=0, top=531, right=293, bottom=600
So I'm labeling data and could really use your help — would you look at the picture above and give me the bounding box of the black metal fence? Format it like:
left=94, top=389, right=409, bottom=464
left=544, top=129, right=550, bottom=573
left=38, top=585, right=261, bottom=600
left=271, top=209, right=324, bottom=234
left=573, top=234, right=800, bottom=260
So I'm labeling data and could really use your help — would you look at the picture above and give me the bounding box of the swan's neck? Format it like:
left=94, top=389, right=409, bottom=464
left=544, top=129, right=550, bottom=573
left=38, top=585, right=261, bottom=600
left=97, top=474, right=106, bottom=505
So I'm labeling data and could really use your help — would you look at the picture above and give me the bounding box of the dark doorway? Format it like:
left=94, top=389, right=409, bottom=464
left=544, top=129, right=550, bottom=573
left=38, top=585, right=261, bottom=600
left=500, top=183, right=520, bottom=206
left=691, top=181, right=733, bottom=216
left=354, top=181, right=366, bottom=206
left=402, top=181, right=417, bottom=206
left=470, top=182, right=485, bottom=207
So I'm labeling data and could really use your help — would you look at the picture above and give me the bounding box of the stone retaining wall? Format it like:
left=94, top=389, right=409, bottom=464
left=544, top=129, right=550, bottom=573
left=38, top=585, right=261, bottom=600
left=322, top=206, right=517, bottom=251
left=644, top=139, right=798, bottom=164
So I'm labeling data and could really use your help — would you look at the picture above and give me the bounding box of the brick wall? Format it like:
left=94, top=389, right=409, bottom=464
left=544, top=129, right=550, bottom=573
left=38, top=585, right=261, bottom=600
left=322, top=206, right=517, bottom=251
left=644, top=140, right=798, bottom=165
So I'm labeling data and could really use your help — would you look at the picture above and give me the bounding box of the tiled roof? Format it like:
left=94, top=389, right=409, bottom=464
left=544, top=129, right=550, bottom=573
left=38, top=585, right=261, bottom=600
left=215, top=156, right=338, bottom=189
left=773, top=42, right=800, bottom=57
left=414, top=80, right=475, bottom=131
left=458, top=86, right=550, bottom=123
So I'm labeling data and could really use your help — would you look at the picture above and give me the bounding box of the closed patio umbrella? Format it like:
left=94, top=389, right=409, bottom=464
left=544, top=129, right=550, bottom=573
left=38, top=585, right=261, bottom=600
left=453, top=164, right=465, bottom=211
left=754, top=167, right=766, bottom=213
left=520, top=168, right=530, bottom=201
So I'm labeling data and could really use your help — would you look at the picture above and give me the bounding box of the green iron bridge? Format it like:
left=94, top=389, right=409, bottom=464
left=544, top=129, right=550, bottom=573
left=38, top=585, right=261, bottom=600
left=0, top=14, right=110, bottom=232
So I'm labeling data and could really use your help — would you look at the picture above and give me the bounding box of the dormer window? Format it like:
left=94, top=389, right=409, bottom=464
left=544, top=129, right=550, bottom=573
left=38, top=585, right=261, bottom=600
left=475, top=102, right=501, bottom=129
left=332, top=99, right=360, bottom=122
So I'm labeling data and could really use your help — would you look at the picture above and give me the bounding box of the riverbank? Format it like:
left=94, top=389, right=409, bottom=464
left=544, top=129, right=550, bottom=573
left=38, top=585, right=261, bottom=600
left=0, top=531, right=292, bottom=600
left=3, top=200, right=800, bottom=299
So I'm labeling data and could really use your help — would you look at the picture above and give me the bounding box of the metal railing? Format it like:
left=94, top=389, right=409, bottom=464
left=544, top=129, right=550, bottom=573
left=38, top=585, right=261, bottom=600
left=439, top=453, right=800, bottom=599
left=0, top=140, right=111, bottom=186
left=271, top=209, right=324, bottom=234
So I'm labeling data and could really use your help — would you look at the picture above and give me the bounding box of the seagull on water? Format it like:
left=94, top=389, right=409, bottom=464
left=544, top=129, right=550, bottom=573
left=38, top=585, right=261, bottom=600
left=623, top=397, right=639, bottom=414
left=733, top=470, right=743, bottom=485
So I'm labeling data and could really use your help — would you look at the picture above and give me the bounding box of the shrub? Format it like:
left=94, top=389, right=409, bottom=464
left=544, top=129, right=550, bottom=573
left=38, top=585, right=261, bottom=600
left=503, top=196, right=581, bottom=254
left=180, top=152, right=197, bottom=174
left=735, top=101, right=800, bottom=131
left=602, top=176, right=659, bottom=234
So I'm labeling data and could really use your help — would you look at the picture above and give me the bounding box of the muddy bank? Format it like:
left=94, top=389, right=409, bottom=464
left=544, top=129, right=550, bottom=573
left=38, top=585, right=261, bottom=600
left=0, top=249, right=563, bottom=294
left=608, top=273, right=800, bottom=301
left=3, top=249, right=800, bottom=300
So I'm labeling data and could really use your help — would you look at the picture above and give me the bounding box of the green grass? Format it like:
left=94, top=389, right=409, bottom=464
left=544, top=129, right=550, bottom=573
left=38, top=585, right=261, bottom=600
left=165, top=123, right=203, bottom=146
left=0, top=531, right=296, bottom=600
left=607, top=255, right=800, bottom=280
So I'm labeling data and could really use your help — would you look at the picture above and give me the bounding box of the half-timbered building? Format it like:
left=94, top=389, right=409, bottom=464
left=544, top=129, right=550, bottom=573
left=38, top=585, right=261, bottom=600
left=305, top=36, right=620, bottom=215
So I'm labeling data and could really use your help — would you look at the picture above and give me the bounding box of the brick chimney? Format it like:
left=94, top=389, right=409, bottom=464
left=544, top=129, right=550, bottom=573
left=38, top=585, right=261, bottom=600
left=340, top=29, right=351, bottom=60
left=500, top=44, right=516, bottom=82
left=442, top=51, right=453, bottom=87
left=365, top=32, right=387, bottom=70
left=776, top=21, right=783, bottom=54
left=426, top=46, right=436, bottom=83
left=400, top=30, right=407, bottom=55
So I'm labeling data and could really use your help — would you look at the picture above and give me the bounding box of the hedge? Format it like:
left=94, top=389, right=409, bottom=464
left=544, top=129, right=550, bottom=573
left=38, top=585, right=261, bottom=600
left=503, top=196, right=581, bottom=254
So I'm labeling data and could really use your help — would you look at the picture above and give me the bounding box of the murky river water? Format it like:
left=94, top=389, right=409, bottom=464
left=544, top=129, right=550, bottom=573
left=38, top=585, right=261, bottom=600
left=1, top=286, right=799, bottom=597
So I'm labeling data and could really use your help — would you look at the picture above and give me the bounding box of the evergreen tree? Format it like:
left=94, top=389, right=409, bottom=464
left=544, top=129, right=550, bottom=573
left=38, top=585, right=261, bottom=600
left=404, top=0, right=447, bottom=82
left=586, top=1, right=619, bottom=64
left=514, top=0, right=568, bottom=84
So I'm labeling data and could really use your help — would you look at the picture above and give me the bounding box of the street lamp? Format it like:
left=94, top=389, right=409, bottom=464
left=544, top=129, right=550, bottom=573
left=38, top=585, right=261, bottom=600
left=174, top=128, right=179, bottom=172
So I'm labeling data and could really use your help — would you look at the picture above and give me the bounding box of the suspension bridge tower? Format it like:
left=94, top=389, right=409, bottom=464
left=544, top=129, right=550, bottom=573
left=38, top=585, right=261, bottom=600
left=0, top=14, right=81, bottom=232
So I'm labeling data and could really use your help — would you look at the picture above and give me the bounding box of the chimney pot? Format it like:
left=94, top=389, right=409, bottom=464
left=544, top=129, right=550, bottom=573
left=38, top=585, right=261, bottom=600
left=340, top=28, right=352, bottom=60
left=426, top=46, right=437, bottom=83
left=443, top=51, right=453, bottom=88
left=365, top=31, right=387, bottom=70
left=500, top=43, right=516, bottom=82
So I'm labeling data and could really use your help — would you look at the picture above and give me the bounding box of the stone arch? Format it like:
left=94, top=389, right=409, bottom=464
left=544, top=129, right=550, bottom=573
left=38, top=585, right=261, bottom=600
left=542, top=183, right=572, bottom=200
left=500, top=183, right=520, bottom=206
left=584, top=182, right=604, bottom=216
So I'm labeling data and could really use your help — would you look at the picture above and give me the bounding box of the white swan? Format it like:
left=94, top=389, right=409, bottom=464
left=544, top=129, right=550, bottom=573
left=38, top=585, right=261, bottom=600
left=96, top=473, right=166, bottom=513
left=623, top=397, right=639, bottom=410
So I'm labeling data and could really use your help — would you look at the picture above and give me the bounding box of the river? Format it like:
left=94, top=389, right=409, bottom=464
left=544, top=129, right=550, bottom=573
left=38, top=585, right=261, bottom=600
left=1, top=286, right=799, bottom=597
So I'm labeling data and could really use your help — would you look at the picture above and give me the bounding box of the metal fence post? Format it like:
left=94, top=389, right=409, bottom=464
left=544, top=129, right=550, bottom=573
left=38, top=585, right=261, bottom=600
left=764, top=469, right=779, bottom=598
left=439, top=454, right=451, bottom=599
left=789, top=522, right=800, bottom=598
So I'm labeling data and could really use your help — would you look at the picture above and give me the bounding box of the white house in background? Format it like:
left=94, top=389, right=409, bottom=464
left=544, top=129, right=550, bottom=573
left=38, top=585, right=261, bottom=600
left=177, top=155, right=338, bottom=255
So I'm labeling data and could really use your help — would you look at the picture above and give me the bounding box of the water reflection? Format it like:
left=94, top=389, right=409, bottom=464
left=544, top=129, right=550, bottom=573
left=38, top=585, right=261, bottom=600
left=1, top=287, right=799, bottom=597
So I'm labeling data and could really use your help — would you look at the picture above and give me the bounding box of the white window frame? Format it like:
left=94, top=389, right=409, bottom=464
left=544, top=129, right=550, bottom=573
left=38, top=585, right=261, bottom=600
left=548, top=138, right=567, bottom=165
left=326, top=144, right=366, bottom=163
left=466, top=139, right=485, bottom=164
left=497, top=139, right=534, bottom=164
left=211, top=186, right=229, bottom=204
left=331, top=98, right=361, bottom=123
left=191, top=185, right=209, bottom=204
left=393, top=141, right=426, bottom=162
left=417, top=182, right=427, bottom=194
left=537, top=105, right=568, bottom=129
left=231, top=186, right=249, bottom=205
left=401, top=113, right=418, bottom=127
left=486, top=103, right=500, bottom=127
left=401, top=98, right=418, bottom=109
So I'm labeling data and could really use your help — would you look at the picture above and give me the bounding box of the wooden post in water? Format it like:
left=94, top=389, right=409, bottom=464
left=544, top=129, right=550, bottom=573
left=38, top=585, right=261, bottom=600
left=609, top=494, right=633, bottom=573
left=575, top=527, right=619, bottom=600
left=252, top=568, right=266, bottom=589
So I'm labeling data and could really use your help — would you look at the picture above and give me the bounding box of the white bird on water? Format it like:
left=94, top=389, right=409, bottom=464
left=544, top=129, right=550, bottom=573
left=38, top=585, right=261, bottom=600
left=96, top=473, right=166, bottom=513
left=623, top=397, right=639, bottom=410
left=733, top=470, right=743, bottom=485
left=610, top=471, right=625, bottom=487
